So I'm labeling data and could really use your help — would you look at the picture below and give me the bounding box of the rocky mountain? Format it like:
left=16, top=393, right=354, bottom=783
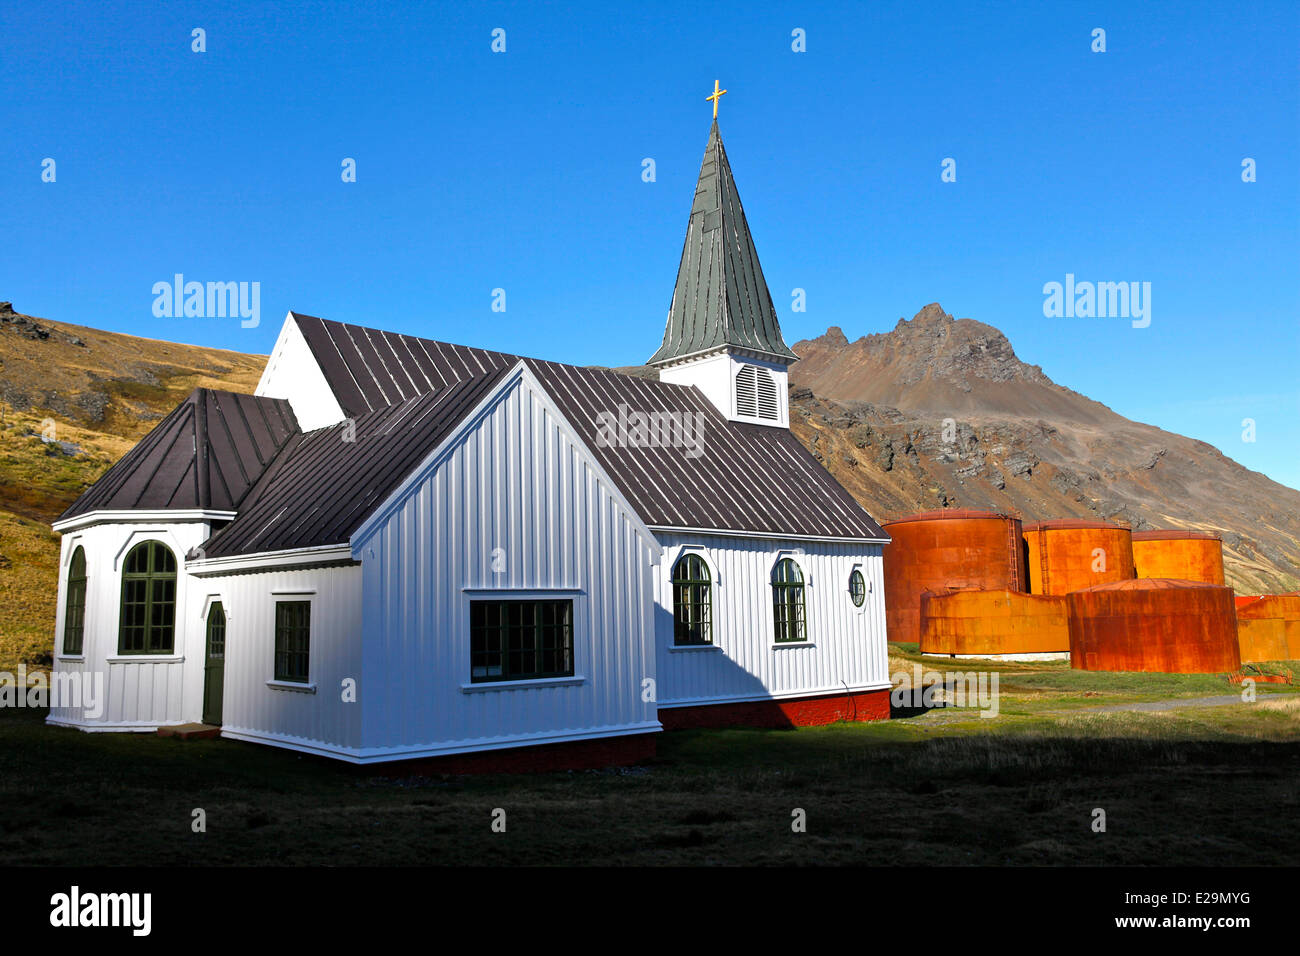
left=786, top=303, right=1300, bottom=594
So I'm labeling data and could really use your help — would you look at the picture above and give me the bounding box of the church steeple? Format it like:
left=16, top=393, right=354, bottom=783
left=647, top=118, right=798, bottom=367
left=650, top=96, right=797, bottom=428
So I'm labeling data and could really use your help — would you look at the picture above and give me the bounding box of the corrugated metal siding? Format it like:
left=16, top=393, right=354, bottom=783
left=653, top=532, right=889, bottom=707
left=61, top=389, right=297, bottom=520
left=291, top=313, right=886, bottom=542
left=356, top=375, right=660, bottom=757
left=211, top=565, right=363, bottom=754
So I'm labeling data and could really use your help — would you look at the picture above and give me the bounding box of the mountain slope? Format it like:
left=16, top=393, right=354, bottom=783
left=787, top=304, right=1300, bottom=594
left=0, top=301, right=265, bottom=669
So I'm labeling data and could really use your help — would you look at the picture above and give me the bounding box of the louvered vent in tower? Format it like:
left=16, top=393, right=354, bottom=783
left=735, top=365, right=778, bottom=421
left=735, top=365, right=757, bottom=417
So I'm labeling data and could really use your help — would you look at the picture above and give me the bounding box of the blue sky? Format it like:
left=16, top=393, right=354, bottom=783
left=2, top=1, right=1297, bottom=488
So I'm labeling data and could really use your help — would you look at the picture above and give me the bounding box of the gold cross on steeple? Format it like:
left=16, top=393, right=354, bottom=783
left=706, top=79, right=727, bottom=119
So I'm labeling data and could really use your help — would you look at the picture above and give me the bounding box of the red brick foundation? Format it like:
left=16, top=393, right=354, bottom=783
left=659, top=688, right=891, bottom=730
left=373, top=732, right=657, bottom=776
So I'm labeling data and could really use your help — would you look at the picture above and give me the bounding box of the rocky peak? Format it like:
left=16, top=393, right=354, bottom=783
left=811, top=327, right=852, bottom=348
left=790, top=303, right=1117, bottom=424
left=880, top=304, right=1039, bottom=386
left=819, top=326, right=850, bottom=348
left=0, top=301, right=83, bottom=346
left=0, top=302, right=52, bottom=341
left=894, top=302, right=950, bottom=331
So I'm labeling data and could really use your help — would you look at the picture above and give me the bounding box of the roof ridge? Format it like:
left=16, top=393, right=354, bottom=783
left=293, top=312, right=715, bottom=404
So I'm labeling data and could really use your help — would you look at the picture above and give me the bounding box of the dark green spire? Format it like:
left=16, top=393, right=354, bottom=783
left=648, top=121, right=798, bottom=366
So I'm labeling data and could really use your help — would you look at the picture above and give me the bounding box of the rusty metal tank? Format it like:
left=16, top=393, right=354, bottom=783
left=882, top=510, right=1026, bottom=644
left=919, top=588, right=1070, bottom=657
left=1132, top=530, right=1225, bottom=585
left=1235, top=593, right=1300, bottom=662
left=1023, top=519, right=1136, bottom=595
left=1067, top=578, right=1241, bottom=673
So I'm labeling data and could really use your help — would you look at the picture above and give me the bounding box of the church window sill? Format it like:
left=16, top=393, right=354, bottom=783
left=267, top=679, right=317, bottom=694
left=460, top=676, right=586, bottom=693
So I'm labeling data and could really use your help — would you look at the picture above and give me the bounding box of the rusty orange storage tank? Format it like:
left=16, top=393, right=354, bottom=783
left=1235, top=593, right=1300, bottom=662
left=1067, top=578, right=1241, bottom=673
left=1023, top=519, right=1136, bottom=595
left=919, top=588, right=1070, bottom=658
left=882, top=510, right=1026, bottom=644
left=1132, top=530, right=1225, bottom=585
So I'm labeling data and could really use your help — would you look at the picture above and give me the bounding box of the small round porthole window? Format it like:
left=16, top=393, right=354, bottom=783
left=849, top=569, right=866, bottom=607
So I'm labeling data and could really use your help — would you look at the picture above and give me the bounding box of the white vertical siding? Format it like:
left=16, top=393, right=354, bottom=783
left=654, top=532, right=889, bottom=707
left=354, top=374, right=661, bottom=760
left=209, top=564, right=363, bottom=756
left=47, top=520, right=213, bottom=730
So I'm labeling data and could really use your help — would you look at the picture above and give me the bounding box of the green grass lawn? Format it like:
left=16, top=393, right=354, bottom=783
left=4, top=677, right=1299, bottom=866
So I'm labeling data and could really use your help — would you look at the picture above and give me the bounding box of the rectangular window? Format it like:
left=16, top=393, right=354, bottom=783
left=773, top=588, right=806, bottom=643
left=120, top=577, right=148, bottom=652
left=470, top=600, right=574, bottom=683
left=63, top=577, right=86, bottom=655
left=274, top=601, right=311, bottom=683
left=148, top=577, right=176, bottom=652
left=673, top=581, right=713, bottom=646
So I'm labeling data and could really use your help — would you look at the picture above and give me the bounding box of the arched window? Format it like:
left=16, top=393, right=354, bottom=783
left=62, top=546, right=87, bottom=655
left=672, top=553, right=713, bottom=646
left=119, top=540, right=177, bottom=654
left=735, top=365, right=780, bottom=421
left=772, top=558, right=806, bottom=643
left=849, top=568, right=866, bottom=607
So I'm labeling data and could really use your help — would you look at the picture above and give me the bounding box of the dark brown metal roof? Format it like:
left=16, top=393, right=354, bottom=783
left=60, top=389, right=297, bottom=521
left=290, top=313, right=885, bottom=543
left=199, top=369, right=508, bottom=558
left=647, top=121, right=798, bottom=366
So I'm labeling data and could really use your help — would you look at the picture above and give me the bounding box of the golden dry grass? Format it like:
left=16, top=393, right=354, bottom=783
left=0, top=315, right=267, bottom=672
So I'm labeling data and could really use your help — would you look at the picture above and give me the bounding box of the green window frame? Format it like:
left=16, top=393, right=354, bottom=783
left=118, top=540, right=177, bottom=654
left=207, top=602, right=226, bottom=660
left=470, top=599, right=573, bottom=683
left=772, top=558, right=807, bottom=643
left=849, top=568, right=866, bottom=607
left=274, top=601, right=311, bottom=683
left=63, top=546, right=88, bottom=655
left=672, top=553, right=713, bottom=645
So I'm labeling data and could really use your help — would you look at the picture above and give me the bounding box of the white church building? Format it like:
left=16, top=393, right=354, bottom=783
left=46, top=119, right=893, bottom=769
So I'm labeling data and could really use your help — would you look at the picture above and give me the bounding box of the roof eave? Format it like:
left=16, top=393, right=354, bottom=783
left=53, top=509, right=238, bottom=534
left=649, top=525, right=891, bottom=545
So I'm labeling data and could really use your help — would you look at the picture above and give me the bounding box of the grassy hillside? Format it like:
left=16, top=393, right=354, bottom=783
left=0, top=304, right=265, bottom=671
